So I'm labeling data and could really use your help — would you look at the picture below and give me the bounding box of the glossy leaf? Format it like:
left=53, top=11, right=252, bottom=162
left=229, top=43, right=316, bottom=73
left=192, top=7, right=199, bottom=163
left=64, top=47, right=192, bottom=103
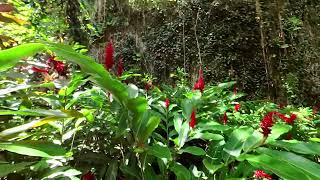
left=147, top=144, right=172, bottom=160
left=269, top=140, right=320, bottom=155
left=105, top=160, right=118, bottom=180
left=170, top=163, right=191, bottom=180
left=180, top=146, right=206, bottom=156
left=0, top=162, right=35, bottom=177
left=0, top=141, right=67, bottom=157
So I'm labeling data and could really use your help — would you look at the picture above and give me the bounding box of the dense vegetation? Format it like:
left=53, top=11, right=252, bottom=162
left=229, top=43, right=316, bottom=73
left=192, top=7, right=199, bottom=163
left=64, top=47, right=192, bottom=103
left=0, top=0, right=320, bottom=180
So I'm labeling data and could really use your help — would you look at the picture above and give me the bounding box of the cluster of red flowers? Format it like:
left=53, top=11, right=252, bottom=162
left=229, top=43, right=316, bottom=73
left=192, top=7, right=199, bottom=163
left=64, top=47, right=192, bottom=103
left=193, top=68, right=205, bottom=92
left=253, top=170, right=271, bottom=180
left=104, top=40, right=125, bottom=78
left=260, top=111, right=297, bottom=137
left=32, top=56, right=66, bottom=76
left=189, top=109, right=196, bottom=128
left=165, top=98, right=170, bottom=109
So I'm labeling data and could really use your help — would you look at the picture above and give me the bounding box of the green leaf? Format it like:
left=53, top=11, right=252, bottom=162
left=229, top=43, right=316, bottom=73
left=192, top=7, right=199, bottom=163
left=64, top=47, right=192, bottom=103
left=223, top=126, right=253, bottom=162
left=105, top=160, right=118, bottom=180
left=0, top=109, right=70, bottom=117
left=190, top=132, right=224, bottom=141
left=147, top=144, right=172, bottom=160
left=0, top=162, right=35, bottom=177
left=135, top=111, right=161, bottom=143
left=267, top=124, right=292, bottom=142
left=0, top=43, right=45, bottom=72
left=245, top=154, right=313, bottom=180
left=217, top=81, right=236, bottom=89
left=0, top=141, right=67, bottom=157
left=180, top=146, right=206, bottom=156
left=243, top=130, right=263, bottom=152
left=257, top=147, right=320, bottom=179
left=170, top=163, right=191, bottom=180
left=269, top=140, right=320, bottom=155
left=203, top=159, right=224, bottom=174
left=178, top=122, right=189, bottom=149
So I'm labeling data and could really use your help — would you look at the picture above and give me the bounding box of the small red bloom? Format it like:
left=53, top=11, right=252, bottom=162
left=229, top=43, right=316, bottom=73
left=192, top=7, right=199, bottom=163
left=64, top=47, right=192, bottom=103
left=145, top=81, right=153, bottom=91
left=278, top=103, right=286, bottom=109
left=105, top=40, right=114, bottom=70
left=165, top=98, right=170, bottom=109
left=260, top=112, right=276, bottom=137
left=32, top=67, right=48, bottom=73
left=117, top=55, right=124, bottom=76
left=193, top=68, right=205, bottom=92
left=81, top=171, right=96, bottom=180
left=189, top=109, right=196, bottom=128
left=253, top=170, right=271, bottom=180
left=47, top=56, right=66, bottom=75
left=286, top=133, right=293, bottom=140
left=223, top=112, right=228, bottom=125
left=234, top=103, right=241, bottom=112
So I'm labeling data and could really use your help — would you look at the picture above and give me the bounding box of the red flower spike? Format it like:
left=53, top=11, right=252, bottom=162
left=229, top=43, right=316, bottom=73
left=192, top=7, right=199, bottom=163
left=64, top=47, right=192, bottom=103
left=165, top=98, right=170, bottom=109
left=81, top=171, right=96, bottom=180
left=193, top=68, right=205, bottom=92
left=278, top=103, right=286, bottom=109
left=286, top=133, right=293, bottom=140
left=223, top=112, right=228, bottom=125
left=47, top=56, right=66, bottom=75
left=233, top=87, right=237, bottom=96
left=253, top=170, right=271, bottom=180
left=234, top=103, right=241, bottom=112
left=32, top=67, right=48, bottom=73
left=189, top=110, right=196, bottom=128
left=260, top=112, right=276, bottom=137
left=145, top=81, right=153, bottom=91
left=117, top=55, right=124, bottom=76
left=104, top=40, right=114, bottom=70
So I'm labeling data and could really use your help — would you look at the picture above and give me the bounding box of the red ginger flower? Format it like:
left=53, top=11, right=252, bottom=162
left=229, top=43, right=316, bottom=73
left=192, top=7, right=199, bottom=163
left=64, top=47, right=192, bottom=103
left=193, top=68, right=205, bottom=92
left=81, top=171, right=96, bottom=180
left=47, top=56, right=66, bottom=75
left=189, top=109, right=196, bottom=128
left=165, top=98, right=170, bottom=109
left=223, top=112, right=228, bottom=125
left=253, top=170, right=271, bottom=180
left=260, top=112, right=297, bottom=137
left=32, top=67, right=48, bottom=73
left=234, top=103, right=241, bottom=112
left=104, top=40, right=114, bottom=70
left=117, top=55, right=124, bottom=76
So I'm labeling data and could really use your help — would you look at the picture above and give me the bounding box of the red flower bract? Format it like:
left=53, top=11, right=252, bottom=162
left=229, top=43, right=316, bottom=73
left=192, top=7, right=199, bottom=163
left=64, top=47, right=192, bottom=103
left=260, top=112, right=276, bottom=137
left=253, top=170, right=271, bottom=180
left=32, top=67, right=48, bottom=73
left=81, top=171, right=96, bottom=180
left=223, top=112, right=228, bottom=125
left=233, top=87, right=237, bottom=96
left=104, top=40, right=114, bottom=70
left=165, top=98, right=170, bottom=109
left=117, top=55, right=124, bottom=76
left=47, top=56, right=65, bottom=75
left=234, top=103, right=241, bottom=112
left=193, top=68, right=205, bottom=92
left=189, top=109, right=196, bottom=128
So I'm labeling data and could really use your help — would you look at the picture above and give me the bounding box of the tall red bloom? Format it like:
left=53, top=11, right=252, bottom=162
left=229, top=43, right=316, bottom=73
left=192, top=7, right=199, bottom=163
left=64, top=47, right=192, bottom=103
left=253, top=170, right=271, bottom=180
left=234, top=103, right=241, bottom=112
left=81, top=171, right=96, bottom=180
left=104, top=40, right=114, bottom=70
left=165, top=98, right=170, bottom=109
left=260, top=112, right=276, bottom=137
left=117, top=55, right=124, bottom=76
left=193, top=68, right=205, bottom=92
left=32, top=67, right=48, bottom=73
left=223, top=112, right=228, bottom=125
left=189, top=109, right=196, bottom=128
left=47, top=56, right=65, bottom=75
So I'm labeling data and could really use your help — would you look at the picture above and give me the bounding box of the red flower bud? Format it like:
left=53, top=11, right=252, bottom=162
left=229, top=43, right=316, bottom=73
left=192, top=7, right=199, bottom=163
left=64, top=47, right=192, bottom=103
left=47, top=56, right=66, bottom=75
left=234, top=103, right=241, bottom=112
left=165, top=98, right=170, bottom=109
left=117, top=55, right=124, bottom=76
left=223, top=112, right=228, bottom=125
left=189, top=109, right=196, bottom=128
left=32, top=67, right=48, bottom=73
left=104, top=40, right=114, bottom=70
left=81, top=171, right=96, bottom=180
left=193, top=68, right=205, bottom=92
left=253, top=170, right=271, bottom=180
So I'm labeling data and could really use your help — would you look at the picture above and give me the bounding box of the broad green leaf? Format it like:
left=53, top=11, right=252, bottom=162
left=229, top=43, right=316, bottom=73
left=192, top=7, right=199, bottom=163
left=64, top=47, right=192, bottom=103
left=243, top=130, right=263, bottom=152
left=173, top=115, right=183, bottom=133
left=0, top=162, right=35, bottom=177
left=197, top=121, right=230, bottom=131
left=180, top=146, right=206, bottom=156
left=190, top=132, right=224, bottom=141
left=58, top=73, right=87, bottom=96
left=178, top=122, right=189, bottom=149
left=0, top=141, right=67, bottom=157
left=0, top=109, right=74, bottom=117
left=217, top=81, right=236, bottom=89
left=257, top=147, right=320, bottom=179
left=0, top=82, right=54, bottom=96
left=135, top=111, right=161, bottom=143
left=41, top=166, right=81, bottom=179
left=147, top=144, right=172, bottom=160
left=267, top=124, right=291, bottom=142
left=170, top=163, right=191, bottom=180
left=120, top=164, right=141, bottom=180
left=203, top=159, right=224, bottom=174
left=269, top=140, right=320, bottom=155
left=105, top=160, right=118, bottom=180
left=245, top=154, right=314, bottom=180
left=223, top=126, right=253, bottom=162
left=0, top=43, right=45, bottom=72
